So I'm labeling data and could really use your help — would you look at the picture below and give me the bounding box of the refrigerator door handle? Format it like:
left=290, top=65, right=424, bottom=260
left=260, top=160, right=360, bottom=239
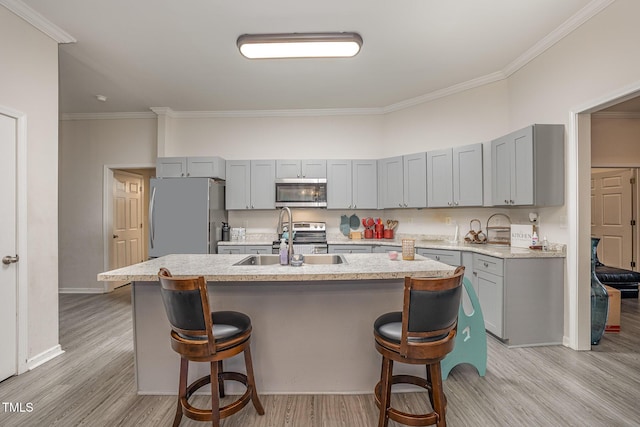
left=149, top=186, right=157, bottom=249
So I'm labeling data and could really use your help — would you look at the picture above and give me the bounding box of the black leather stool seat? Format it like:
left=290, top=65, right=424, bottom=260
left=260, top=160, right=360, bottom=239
left=595, top=264, right=640, bottom=298
left=178, top=311, right=251, bottom=342
left=374, top=312, right=449, bottom=344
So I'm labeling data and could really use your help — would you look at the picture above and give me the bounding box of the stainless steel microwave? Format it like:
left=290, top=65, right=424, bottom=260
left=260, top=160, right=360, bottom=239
left=275, top=178, right=327, bottom=208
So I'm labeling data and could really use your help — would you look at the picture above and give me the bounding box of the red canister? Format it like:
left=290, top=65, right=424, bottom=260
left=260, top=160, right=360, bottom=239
left=364, top=229, right=374, bottom=239
left=384, top=229, right=394, bottom=239
left=374, top=224, right=384, bottom=239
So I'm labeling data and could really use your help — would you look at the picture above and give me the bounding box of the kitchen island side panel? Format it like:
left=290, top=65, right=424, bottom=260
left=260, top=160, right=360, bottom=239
left=133, top=279, right=430, bottom=394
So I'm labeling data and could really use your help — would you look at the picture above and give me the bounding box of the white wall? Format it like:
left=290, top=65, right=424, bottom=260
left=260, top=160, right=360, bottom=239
left=0, top=8, right=60, bottom=365
left=58, top=119, right=156, bottom=292
left=592, top=117, right=640, bottom=166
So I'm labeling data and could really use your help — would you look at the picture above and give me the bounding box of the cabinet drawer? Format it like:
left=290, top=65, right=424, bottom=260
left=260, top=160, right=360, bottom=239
left=244, top=245, right=272, bottom=254
left=218, top=246, right=244, bottom=255
left=474, top=254, right=504, bottom=276
left=417, top=249, right=461, bottom=266
left=328, top=245, right=372, bottom=254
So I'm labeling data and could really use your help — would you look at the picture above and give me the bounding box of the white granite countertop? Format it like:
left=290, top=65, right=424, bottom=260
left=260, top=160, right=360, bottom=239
left=218, top=235, right=565, bottom=259
left=97, top=253, right=455, bottom=282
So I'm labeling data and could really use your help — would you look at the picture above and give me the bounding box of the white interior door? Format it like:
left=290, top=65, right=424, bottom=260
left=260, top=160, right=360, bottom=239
left=0, top=113, right=18, bottom=382
left=111, top=171, right=143, bottom=271
left=591, top=168, right=634, bottom=269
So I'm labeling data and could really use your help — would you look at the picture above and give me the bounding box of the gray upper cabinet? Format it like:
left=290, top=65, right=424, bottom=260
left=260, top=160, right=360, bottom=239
left=225, top=160, right=276, bottom=209
left=276, top=160, right=327, bottom=178
left=428, top=143, right=483, bottom=207
left=378, top=154, right=426, bottom=208
left=157, top=156, right=225, bottom=179
left=491, top=124, right=564, bottom=206
left=327, top=160, right=377, bottom=209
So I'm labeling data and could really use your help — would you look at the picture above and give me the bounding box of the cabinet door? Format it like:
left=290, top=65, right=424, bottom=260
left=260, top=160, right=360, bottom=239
left=379, top=157, right=404, bottom=208
left=476, top=271, right=504, bottom=337
left=427, top=149, right=453, bottom=207
left=326, top=160, right=352, bottom=209
left=403, top=153, right=427, bottom=208
left=453, top=143, right=483, bottom=206
left=250, top=160, right=276, bottom=209
left=276, top=160, right=301, bottom=178
left=156, top=157, right=187, bottom=177
left=491, top=134, right=512, bottom=206
left=511, top=126, right=534, bottom=205
left=352, top=160, right=377, bottom=209
left=187, top=157, right=225, bottom=179
left=225, top=161, right=251, bottom=210
left=302, top=160, right=327, bottom=178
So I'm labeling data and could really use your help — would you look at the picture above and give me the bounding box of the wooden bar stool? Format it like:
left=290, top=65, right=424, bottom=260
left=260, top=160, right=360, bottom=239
left=158, top=268, right=264, bottom=427
left=373, top=266, right=465, bottom=427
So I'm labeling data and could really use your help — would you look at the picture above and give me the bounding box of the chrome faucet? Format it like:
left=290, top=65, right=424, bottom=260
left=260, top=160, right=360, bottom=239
left=277, top=207, right=293, bottom=263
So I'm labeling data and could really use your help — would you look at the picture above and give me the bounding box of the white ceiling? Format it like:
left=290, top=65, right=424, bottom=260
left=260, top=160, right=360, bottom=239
left=12, top=0, right=614, bottom=115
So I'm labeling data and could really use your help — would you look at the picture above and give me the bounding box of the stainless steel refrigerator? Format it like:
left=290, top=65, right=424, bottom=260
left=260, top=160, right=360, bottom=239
left=149, top=178, right=227, bottom=257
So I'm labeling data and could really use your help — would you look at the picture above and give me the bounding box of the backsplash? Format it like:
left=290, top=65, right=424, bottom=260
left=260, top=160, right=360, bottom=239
left=227, top=206, right=563, bottom=245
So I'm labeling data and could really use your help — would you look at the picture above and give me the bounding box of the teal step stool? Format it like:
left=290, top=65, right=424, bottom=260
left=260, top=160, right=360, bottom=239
left=442, top=276, right=487, bottom=380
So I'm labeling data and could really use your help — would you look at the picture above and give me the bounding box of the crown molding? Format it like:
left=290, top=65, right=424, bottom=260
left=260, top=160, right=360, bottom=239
left=502, top=0, right=614, bottom=77
left=60, top=112, right=156, bottom=121
left=383, top=71, right=506, bottom=114
left=1, top=0, right=76, bottom=43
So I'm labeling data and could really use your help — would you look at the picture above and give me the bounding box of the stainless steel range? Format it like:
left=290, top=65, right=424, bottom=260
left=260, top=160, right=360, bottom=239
left=272, top=222, right=328, bottom=254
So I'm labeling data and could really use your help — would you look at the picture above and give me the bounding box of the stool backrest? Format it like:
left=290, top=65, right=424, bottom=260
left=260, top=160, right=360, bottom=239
left=400, top=266, right=465, bottom=357
left=157, top=268, right=215, bottom=352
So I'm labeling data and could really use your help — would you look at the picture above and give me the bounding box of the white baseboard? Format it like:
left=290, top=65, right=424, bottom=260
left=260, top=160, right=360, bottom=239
left=58, top=287, right=106, bottom=294
left=27, top=345, right=65, bottom=371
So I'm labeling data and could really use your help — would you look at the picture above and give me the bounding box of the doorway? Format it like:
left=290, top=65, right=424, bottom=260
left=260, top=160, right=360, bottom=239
left=103, top=166, right=154, bottom=292
left=591, top=168, right=636, bottom=270
left=0, top=112, right=18, bottom=382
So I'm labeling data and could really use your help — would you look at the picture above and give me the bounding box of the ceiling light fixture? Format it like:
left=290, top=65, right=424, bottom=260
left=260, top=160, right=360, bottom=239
left=237, top=32, right=363, bottom=59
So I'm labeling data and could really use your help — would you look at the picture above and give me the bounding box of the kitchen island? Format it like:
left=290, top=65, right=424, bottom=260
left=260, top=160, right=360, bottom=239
left=98, top=253, right=455, bottom=394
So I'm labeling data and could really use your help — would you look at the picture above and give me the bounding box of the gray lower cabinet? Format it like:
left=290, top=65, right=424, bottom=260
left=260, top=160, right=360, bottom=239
left=372, top=245, right=399, bottom=253
left=473, top=253, right=563, bottom=346
left=328, top=245, right=373, bottom=254
left=218, top=245, right=271, bottom=255
left=217, top=246, right=244, bottom=255
left=416, top=248, right=461, bottom=266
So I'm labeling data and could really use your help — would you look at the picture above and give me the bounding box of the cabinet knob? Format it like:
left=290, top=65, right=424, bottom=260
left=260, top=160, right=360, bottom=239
left=454, top=201, right=459, bottom=206
left=399, top=203, right=403, bottom=208
left=504, top=199, right=509, bottom=204
left=246, top=205, right=249, bottom=209
left=484, top=262, right=489, bottom=267
left=404, top=203, right=408, bottom=208
left=251, top=205, right=254, bottom=209
left=181, top=173, right=185, bottom=177
left=510, top=200, right=514, bottom=204
left=447, top=201, right=452, bottom=206
left=186, top=173, right=190, bottom=176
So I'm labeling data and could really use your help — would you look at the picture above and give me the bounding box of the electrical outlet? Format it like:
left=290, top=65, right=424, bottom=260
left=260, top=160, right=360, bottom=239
left=445, top=217, right=452, bottom=225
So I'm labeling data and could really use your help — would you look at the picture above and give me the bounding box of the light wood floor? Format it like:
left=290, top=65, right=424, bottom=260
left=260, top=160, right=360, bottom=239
left=1, top=285, right=639, bottom=426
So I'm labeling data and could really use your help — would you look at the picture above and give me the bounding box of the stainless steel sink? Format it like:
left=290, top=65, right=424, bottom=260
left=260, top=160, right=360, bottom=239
left=233, top=254, right=346, bottom=266
left=233, top=255, right=281, bottom=266
left=299, top=254, right=346, bottom=265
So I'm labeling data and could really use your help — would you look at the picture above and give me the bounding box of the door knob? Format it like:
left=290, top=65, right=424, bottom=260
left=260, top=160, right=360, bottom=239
left=2, top=255, right=19, bottom=265
left=113, top=234, right=119, bottom=239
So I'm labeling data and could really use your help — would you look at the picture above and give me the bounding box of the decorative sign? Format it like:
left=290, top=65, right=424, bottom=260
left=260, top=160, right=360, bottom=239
left=510, top=224, right=533, bottom=248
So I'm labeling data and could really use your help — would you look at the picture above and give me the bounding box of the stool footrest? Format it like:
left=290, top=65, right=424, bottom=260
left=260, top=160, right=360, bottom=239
left=374, top=374, right=444, bottom=426
left=181, top=372, right=253, bottom=421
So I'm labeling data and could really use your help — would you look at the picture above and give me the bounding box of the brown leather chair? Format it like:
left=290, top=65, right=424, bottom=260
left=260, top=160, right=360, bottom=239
left=158, top=268, right=264, bottom=427
left=373, top=266, right=465, bottom=427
